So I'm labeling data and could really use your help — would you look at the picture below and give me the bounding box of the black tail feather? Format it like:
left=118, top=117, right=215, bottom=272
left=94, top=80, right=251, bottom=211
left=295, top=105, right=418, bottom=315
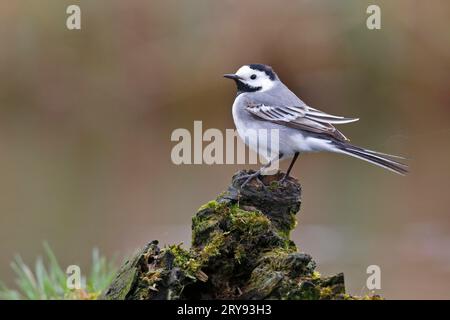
left=334, top=142, right=408, bottom=175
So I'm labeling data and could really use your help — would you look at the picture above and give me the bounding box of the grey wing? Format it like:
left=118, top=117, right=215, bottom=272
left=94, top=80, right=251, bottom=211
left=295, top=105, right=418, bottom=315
left=244, top=95, right=358, bottom=142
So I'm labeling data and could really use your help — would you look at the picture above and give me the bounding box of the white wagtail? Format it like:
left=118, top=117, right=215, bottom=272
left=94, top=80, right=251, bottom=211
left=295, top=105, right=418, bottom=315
left=224, top=64, right=408, bottom=187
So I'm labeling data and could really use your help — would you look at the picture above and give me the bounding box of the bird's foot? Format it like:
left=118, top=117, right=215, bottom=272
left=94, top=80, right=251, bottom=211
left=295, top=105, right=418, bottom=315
left=279, top=173, right=290, bottom=186
left=239, top=171, right=262, bottom=189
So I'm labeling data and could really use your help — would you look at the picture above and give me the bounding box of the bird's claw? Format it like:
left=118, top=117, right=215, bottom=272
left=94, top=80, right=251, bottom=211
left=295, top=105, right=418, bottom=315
left=279, top=174, right=290, bottom=186
left=239, top=171, right=262, bottom=189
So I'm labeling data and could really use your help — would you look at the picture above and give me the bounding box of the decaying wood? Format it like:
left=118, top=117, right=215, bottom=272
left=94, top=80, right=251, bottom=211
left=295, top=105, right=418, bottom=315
left=101, top=170, right=379, bottom=300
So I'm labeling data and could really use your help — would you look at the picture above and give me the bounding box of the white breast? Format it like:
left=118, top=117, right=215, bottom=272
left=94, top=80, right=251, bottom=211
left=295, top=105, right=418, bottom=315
left=231, top=95, right=247, bottom=140
left=232, top=95, right=276, bottom=159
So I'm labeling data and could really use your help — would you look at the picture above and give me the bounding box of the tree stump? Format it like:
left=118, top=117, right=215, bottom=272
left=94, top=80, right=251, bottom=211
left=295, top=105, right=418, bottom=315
left=101, top=170, right=377, bottom=300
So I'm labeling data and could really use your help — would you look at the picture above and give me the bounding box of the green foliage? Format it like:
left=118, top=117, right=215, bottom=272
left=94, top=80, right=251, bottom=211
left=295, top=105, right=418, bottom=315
left=0, top=243, right=117, bottom=300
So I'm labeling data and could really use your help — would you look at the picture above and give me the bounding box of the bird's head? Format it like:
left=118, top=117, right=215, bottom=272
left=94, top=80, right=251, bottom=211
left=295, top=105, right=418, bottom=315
left=224, top=64, right=278, bottom=93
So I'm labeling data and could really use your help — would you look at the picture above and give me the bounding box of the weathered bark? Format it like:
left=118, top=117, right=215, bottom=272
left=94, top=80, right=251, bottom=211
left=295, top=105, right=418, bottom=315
left=101, top=170, right=379, bottom=300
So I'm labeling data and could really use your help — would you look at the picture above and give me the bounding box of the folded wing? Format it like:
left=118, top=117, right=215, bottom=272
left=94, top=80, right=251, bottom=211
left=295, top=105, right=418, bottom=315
left=245, top=102, right=359, bottom=142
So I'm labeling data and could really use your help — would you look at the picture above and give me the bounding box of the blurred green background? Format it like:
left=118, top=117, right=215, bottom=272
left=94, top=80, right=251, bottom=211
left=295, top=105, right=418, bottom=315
left=1, top=0, right=449, bottom=299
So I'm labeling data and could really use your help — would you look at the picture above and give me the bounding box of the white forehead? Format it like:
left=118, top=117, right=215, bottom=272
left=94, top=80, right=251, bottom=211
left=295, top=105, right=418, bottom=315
left=235, top=65, right=267, bottom=77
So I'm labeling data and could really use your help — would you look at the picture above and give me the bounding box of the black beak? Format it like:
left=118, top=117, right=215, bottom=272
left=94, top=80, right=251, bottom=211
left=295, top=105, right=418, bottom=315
left=223, top=73, right=242, bottom=81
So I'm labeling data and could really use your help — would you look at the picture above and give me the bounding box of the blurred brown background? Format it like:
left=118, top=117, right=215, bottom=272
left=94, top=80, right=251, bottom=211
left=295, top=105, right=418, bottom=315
left=0, top=0, right=449, bottom=299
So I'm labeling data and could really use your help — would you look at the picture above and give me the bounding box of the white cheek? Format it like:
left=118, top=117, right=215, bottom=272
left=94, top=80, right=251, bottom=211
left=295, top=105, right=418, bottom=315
left=259, top=79, right=275, bottom=92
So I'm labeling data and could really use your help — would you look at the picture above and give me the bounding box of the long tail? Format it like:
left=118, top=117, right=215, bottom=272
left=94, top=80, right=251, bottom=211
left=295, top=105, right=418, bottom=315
left=332, top=141, right=408, bottom=175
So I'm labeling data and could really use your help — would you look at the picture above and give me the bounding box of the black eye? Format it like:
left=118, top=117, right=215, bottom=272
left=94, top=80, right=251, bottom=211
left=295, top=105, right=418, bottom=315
left=250, top=74, right=257, bottom=80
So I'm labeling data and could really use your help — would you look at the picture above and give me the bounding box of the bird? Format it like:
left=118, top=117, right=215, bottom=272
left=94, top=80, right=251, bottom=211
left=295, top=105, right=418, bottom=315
left=224, top=63, right=408, bottom=187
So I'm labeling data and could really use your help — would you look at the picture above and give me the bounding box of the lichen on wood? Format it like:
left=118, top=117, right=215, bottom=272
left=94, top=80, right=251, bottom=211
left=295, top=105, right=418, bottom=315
left=101, top=170, right=380, bottom=300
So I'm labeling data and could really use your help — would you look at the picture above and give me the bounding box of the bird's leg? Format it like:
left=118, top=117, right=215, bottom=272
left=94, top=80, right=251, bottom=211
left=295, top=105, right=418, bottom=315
left=281, top=152, right=299, bottom=183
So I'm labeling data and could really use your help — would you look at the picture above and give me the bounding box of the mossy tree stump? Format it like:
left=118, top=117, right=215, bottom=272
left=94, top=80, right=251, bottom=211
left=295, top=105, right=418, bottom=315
left=102, top=170, right=371, bottom=300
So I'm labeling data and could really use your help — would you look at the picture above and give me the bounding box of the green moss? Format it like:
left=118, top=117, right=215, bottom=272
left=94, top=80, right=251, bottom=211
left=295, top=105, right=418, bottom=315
left=198, top=200, right=219, bottom=211
left=297, top=283, right=321, bottom=300
left=216, top=190, right=230, bottom=199
left=258, top=248, right=295, bottom=273
left=160, top=230, right=227, bottom=286
left=311, top=271, right=321, bottom=280
left=191, top=205, right=224, bottom=246
left=263, top=247, right=292, bottom=259
left=275, top=213, right=297, bottom=240
left=164, top=244, right=201, bottom=276
left=195, top=201, right=274, bottom=241
left=192, top=216, right=219, bottom=237
left=319, top=287, right=333, bottom=299
left=234, top=244, right=246, bottom=264
left=229, top=206, right=270, bottom=235
left=166, top=244, right=189, bottom=265
left=200, top=231, right=226, bottom=263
